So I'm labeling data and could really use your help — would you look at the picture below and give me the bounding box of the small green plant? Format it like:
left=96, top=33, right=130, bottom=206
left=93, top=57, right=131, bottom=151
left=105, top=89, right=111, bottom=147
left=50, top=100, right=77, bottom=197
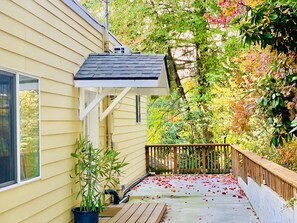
left=285, top=197, right=297, bottom=208
left=70, top=135, right=128, bottom=212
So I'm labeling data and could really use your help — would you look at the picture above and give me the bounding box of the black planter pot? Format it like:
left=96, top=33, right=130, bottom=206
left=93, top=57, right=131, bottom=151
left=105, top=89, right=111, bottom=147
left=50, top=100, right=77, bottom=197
left=72, top=207, right=99, bottom=223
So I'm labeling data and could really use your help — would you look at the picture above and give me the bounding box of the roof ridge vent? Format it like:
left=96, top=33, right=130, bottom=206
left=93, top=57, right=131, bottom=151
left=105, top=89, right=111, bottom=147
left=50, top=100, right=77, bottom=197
left=114, top=46, right=132, bottom=54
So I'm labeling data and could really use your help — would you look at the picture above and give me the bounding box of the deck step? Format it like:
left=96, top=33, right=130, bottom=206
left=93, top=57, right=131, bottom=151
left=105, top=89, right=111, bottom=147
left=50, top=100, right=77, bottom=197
left=101, top=203, right=166, bottom=223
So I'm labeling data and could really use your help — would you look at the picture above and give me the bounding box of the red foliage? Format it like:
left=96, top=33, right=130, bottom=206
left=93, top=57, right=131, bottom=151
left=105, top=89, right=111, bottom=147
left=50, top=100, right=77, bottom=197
left=205, top=0, right=246, bottom=28
left=230, top=100, right=252, bottom=133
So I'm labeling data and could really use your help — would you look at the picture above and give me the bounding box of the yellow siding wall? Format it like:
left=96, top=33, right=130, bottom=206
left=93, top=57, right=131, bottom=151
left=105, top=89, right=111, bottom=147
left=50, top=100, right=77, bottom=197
left=0, top=0, right=103, bottom=222
left=112, top=96, right=148, bottom=186
left=0, top=1, right=149, bottom=222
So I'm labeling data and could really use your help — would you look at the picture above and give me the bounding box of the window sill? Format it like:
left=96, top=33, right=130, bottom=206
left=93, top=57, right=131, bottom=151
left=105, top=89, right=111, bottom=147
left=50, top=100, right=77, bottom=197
left=0, top=176, right=41, bottom=193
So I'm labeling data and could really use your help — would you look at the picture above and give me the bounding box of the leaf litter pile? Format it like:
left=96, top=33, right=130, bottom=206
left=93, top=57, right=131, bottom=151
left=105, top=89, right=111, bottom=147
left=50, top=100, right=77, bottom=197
left=128, top=174, right=260, bottom=222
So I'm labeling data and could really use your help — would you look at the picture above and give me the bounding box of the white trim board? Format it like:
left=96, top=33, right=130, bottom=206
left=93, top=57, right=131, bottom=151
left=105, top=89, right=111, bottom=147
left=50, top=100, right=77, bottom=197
left=100, top=87, right=131, bottom=121
left=79, top=88, right=111, bottom=120
left=74, top=79, right=160, bottom=88
left=79, top=87, right=131, bottom=121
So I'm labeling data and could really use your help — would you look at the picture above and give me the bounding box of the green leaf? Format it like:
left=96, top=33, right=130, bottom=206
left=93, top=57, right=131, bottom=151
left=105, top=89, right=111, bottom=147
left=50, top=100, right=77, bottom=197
left=291, top=117, right=297, bottom=124
left=271, top=136, right=278, bottom=147
left=71, top=153, right=78, bottom=158
left=290, top=126, right=297, bottom=133
left=269, top=14, right=278, bottom=20
left=263, top=98, right=268, bottom=106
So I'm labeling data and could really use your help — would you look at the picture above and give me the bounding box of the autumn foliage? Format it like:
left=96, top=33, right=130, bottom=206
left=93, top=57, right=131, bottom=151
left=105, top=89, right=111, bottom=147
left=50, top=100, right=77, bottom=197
left=230, top=100, right=252, bottom=133
left=81, top=0, right=297, bottom=170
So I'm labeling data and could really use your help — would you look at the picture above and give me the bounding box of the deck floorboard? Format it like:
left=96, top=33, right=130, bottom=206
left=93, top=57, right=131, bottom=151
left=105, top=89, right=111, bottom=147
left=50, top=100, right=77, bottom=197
left=101, top=203, right=166, bottom=223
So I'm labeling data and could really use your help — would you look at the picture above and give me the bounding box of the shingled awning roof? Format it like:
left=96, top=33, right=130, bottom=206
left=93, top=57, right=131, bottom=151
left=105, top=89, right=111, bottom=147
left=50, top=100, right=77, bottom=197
left=74, top=53, right=170, bottom=95
left=74, top=53, right=170, bottom=120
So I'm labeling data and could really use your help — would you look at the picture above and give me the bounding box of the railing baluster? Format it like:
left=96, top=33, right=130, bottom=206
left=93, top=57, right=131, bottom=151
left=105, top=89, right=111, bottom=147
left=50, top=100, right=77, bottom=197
left=150, top=146, right=153, bottom=171
left=214, top=146, right=217, bottom=172
left=180, top=146, right=184, bottom=174
left=185, top=146, right=188, bottom=173
left=181, top=146, right=183, bottom=173
left=158, top=146, right=161, bottom=173
left=199, top=146, right=202, bottom=173
left=192, top=146, right=195, bottom=173
left=145, top=146, right=149, bottom=172
left=169, top=146, right=172, bottom=174
left=212, top=146, right=214, bottom=173
left=207, top=146, right=209, bottom=173
left=212, top=146, right=214, bottom=172
left=193, top=146, right=196, bottom=173
left=173, top=147, right=177, bottom=174
left=150, top=146, right=153, bottom=172
left=166, top=146, right=169, bottom=174
left=195, top=146, right=198, bottom=173
left=154, top=146, right=157, bottom=173
left=207, top=146, right=210, bottom=173
left=161, top=145, right=163, bottom=173
left=184, top=146, right=187, bottom=173
left=220, top=146, right=225, bottom=173
left=202, top=146, right=206, bottom=174
left=181, top=146, right=184, bottom=174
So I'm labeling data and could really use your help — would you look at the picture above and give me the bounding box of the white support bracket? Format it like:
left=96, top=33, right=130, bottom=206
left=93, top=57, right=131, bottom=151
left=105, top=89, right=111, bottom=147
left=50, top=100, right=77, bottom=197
left=80, top=88, right=112, bottom=120
left=100, top=87, right=131, bottom=121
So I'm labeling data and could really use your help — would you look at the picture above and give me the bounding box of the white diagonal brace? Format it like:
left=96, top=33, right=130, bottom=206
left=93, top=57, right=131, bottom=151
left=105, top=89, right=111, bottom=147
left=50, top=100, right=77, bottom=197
left=100, top=87, right=132, bottom=121
left=80, top=88, right=112, bottom=120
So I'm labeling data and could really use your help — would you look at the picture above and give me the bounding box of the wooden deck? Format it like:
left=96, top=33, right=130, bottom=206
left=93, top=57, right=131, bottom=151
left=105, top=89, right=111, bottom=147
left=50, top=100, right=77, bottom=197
left=99, top=203, right=167, bottom=223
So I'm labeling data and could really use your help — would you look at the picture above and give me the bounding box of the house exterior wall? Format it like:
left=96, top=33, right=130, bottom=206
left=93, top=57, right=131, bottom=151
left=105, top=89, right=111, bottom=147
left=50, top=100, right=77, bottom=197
left=112, top=96, right=148, bottom=186
left=0, top=0, right=148, bottom=222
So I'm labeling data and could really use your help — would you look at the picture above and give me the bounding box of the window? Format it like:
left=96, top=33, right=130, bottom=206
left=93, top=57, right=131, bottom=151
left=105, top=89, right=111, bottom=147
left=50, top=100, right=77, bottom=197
left=0, top=70, right=40, bottom=188
left=0, top=73, right=16, bottom=187
left=136, top=95, right=141, bottom=123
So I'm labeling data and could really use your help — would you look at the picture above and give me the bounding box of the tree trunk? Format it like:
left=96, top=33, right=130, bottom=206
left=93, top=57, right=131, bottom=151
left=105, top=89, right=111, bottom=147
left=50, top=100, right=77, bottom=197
left=167, top=47, right=199, bottom=143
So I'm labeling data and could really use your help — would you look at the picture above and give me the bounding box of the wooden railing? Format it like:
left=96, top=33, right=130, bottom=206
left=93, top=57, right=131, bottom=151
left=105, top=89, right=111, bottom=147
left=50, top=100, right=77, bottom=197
left=232, top=145, right=297, bottom=201
left=145, top=143, right=297, bottom=201
left=145, top=144, right=232, bottom=174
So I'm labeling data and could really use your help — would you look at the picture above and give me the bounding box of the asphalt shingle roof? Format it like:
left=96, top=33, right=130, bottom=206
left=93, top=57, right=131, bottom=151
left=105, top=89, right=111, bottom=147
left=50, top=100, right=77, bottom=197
left=75, top=53, right=167, bottom=80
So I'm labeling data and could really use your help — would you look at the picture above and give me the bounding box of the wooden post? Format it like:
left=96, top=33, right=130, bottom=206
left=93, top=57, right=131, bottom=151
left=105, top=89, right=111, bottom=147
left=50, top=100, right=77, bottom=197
left=202, top=147, right=206, bottom=174
left=145, top=146, right=150, bottom=173
left=293, top=187, right=297, bottom=201
left=174, top=147, right=177, bottom=174
left=231, top=147, right=237, bottom=177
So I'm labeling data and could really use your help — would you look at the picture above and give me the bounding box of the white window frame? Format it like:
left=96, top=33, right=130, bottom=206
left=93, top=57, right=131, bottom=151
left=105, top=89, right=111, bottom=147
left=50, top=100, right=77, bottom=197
left=0, top=67, right=41, bottom=192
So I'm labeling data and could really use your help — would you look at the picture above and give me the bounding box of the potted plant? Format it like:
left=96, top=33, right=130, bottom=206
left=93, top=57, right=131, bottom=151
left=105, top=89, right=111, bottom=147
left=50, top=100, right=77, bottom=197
left=71, top=135, right=128, bottom=223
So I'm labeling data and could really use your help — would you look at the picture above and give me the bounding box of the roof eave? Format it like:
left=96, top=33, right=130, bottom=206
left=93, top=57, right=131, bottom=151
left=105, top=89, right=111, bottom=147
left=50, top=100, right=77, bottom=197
left=74, top=79, right=160, bottom=88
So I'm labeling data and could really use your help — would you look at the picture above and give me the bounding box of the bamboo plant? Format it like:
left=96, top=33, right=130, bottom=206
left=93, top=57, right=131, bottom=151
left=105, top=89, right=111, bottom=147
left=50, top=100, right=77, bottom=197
left=71, top=135, right=128, bottom=212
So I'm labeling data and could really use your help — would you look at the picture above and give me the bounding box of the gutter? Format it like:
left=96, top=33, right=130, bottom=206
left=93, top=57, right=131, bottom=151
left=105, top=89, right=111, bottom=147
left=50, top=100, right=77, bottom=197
left=120, top=173, right=150, bottom=203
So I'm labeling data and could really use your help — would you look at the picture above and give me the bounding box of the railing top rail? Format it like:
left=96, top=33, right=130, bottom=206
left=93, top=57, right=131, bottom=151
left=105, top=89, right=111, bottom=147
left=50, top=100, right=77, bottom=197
left=145, top=143, right=231, bottom=147
left=231, top=144, right=297, bottom=189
